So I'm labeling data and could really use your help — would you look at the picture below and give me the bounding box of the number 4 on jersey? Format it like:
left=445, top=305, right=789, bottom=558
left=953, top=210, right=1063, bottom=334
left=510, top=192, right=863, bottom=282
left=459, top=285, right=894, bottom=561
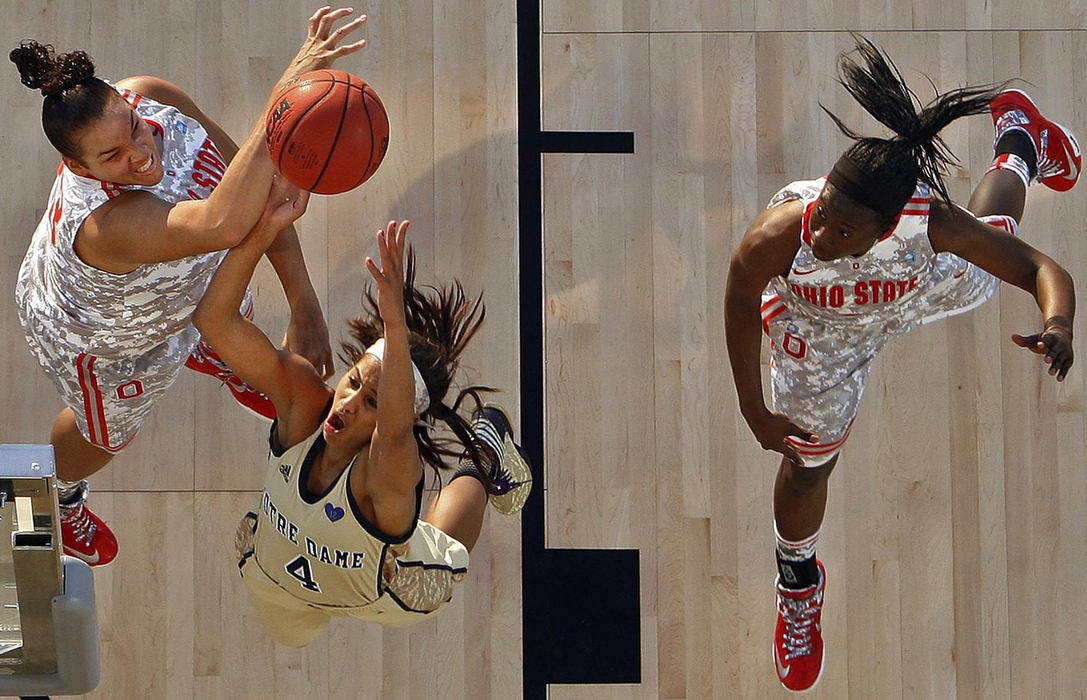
left=285, top=554, right=321, bottom=593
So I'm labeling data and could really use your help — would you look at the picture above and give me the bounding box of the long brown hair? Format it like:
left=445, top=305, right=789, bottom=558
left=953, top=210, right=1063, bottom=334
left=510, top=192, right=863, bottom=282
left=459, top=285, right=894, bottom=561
left=339, top=249, right=499, bottom=486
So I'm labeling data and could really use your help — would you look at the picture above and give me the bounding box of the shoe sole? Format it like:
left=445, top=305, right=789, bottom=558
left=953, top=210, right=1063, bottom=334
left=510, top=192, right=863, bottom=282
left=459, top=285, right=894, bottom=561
left=62, top=546, right=111, bottom=567
left=481, top=402, right=514, bottom=435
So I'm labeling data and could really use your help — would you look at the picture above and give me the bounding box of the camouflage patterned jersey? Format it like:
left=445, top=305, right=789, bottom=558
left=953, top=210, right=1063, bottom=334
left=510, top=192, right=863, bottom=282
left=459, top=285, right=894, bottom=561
left=759, top=178, right=1009, bottom=465
left=16, top=85, right=231, bottom=450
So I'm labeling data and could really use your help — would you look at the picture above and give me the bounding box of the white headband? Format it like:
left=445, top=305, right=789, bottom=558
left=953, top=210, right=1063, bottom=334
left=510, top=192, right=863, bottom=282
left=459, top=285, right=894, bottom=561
left=364, top=338, right=431, bottom=415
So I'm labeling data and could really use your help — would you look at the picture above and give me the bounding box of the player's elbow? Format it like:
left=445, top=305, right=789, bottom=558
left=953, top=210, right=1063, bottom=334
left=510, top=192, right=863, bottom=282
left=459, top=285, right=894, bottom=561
left=209, top=219, right=251, bottom=249
left=176, top=203, right=253, bottom=251
left=191, top=303, right=224, bottom=341
left=1025, top=255, right=1075, bottom=298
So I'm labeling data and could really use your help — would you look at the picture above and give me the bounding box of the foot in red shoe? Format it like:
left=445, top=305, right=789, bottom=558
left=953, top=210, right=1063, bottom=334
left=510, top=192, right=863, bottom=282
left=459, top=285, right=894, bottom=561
left=991, top=89, right=1081, bottom=192
left=60, top=484, right=117, bottom=566
left=185, top=340, right=276, bottom=420
left=772, top=559, right=825, bottom=693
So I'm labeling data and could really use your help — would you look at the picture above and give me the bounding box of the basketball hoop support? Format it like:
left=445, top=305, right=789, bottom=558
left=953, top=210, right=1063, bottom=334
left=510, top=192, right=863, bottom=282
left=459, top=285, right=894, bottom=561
left=0, top=444, right=99, bottom=696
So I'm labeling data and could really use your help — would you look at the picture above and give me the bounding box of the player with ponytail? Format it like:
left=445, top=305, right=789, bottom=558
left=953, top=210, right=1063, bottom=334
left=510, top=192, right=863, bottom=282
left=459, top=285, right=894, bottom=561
left=724, top=36, right=1078, bottom=693
left=193, top=206, right=531, bottom=646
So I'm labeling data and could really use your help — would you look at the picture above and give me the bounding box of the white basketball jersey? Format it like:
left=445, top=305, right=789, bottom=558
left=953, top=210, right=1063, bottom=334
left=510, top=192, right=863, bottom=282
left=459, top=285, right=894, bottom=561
left=764, top=178, right=962, bottom=333
left=16, top=84, right=229, bottom=360
left=252, top=427, right=392, bottom=606
left=251, top=423, right=472, bottom=616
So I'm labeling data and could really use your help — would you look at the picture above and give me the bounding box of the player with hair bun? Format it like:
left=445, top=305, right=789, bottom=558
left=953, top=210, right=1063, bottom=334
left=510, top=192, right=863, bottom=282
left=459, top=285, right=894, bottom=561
left=193, top=204, right=532, bottom=646
left=10, top=7, right=367, bottom=567
left=725, top=36, right=1078, bottom=693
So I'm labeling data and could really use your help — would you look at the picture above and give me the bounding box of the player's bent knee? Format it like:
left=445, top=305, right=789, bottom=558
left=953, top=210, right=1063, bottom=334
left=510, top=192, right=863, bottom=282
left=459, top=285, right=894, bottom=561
left=782, top=455, right=839, bottom=493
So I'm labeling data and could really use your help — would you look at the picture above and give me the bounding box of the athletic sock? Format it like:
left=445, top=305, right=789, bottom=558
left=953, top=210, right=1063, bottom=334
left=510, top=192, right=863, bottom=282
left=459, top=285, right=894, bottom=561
left=776, top=526, right=821, bottom=590
left=450, top=415, right=504, bottom=487
left=56, top=479, right=85, bottom=507
left=986, top=153, right=1033, bottom=190
left=995, top=130, right=1038, bottom=179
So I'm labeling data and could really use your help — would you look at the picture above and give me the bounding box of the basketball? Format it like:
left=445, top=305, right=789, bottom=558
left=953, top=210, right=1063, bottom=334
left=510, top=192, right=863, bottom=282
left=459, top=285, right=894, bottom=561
left=265, top=69, right=389, bottom=195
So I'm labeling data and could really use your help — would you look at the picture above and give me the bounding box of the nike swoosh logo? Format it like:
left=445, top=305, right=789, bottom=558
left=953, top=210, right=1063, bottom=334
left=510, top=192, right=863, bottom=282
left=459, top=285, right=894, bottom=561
left=1063, top=150, right=1078, bottom=181
left=774, top=644, right=790, bottom=678
left=792, top=268, right=819, bottom=276
left=65, top=546, right=100, bottom=565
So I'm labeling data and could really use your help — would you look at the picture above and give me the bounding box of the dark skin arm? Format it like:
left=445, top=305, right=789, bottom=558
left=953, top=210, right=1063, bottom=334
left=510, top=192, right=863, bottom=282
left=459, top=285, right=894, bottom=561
left=724, top=199, right=820, bottom=464
left=928, top=202, right=1075, bottom=380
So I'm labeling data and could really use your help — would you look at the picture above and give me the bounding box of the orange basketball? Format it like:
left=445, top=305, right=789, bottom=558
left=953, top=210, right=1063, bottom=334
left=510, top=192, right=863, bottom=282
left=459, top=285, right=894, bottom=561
left=265, top=69, right=389, bottom=195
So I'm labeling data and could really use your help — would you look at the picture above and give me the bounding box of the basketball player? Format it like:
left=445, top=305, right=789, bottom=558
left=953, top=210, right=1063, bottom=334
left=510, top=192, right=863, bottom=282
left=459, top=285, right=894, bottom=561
left=193, top=210, right=532, bottom=646
left=724, top=37, right=1077, bottom=693
left=9, top=6, right=367, bottom=567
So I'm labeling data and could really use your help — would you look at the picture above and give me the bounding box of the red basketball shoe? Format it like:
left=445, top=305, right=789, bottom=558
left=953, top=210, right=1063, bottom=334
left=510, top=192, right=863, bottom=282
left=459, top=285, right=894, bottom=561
left=772, top=559, right=826, bottom=693
left=990, top=89, right=1081, bottom=191
left=185, top=340, right=276, bottom=420
left=60, top=483, right=118, bottom=567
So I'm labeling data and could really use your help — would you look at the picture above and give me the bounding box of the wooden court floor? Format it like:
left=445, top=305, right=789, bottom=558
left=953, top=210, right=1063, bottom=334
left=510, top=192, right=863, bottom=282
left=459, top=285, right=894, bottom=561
left=1, top=2, right=1086, bottom=698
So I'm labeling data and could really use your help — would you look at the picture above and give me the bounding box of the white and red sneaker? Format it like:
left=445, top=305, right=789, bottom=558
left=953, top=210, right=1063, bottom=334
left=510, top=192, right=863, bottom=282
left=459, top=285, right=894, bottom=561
left=185, top=340, right=276, bottom=420
left=60, top=483, right=118, bottom=567
left=772, top=559, right=826, bottom=693
left=990, top=89, right=1081, bottom=192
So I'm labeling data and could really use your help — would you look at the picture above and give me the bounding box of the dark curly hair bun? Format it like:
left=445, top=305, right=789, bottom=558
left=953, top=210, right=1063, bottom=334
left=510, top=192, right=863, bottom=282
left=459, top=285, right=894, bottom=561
left=10, top=40, right=95, bottom=96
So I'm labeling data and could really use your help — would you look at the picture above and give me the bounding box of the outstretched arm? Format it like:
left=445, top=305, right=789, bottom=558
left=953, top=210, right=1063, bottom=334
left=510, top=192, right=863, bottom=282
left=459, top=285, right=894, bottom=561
left=362, top=220, right=426, bottom=536
left=191, top=179, right=330, bottom=438
left=930, top=203, right=1075, bottom=381
left=77, top=7, right=369, bottom=271
left=724, top=201, right=819, bottom=464
left=119, top=75, right=334, bottom=377
left=263, top=229, right=333, bottom=378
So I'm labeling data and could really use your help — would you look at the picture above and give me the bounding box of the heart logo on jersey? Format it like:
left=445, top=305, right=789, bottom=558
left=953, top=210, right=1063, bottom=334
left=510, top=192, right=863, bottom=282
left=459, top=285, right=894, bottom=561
left=325, top=503, right=345, bottom=522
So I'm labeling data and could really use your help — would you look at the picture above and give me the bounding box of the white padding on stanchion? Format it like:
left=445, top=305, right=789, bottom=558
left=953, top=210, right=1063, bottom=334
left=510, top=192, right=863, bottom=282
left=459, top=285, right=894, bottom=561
left=0, top=556, right=99, bottom=695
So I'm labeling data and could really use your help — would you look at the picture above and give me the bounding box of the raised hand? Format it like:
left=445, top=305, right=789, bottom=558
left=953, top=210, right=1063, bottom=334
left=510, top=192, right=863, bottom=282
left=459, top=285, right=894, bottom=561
left=284, top=6, right=368, bottom=82
left=1011, top=320, right=1074, bottom=381
left=365, top=219, right=410, bottom=329
left=259, top=174, right=311, bottom=234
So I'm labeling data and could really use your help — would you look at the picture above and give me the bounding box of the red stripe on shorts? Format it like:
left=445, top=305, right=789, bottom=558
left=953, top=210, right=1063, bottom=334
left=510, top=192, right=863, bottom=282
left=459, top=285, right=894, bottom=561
left=786, top=418, right=856, bottom=456
left=76, top=353, right=107, bottom=447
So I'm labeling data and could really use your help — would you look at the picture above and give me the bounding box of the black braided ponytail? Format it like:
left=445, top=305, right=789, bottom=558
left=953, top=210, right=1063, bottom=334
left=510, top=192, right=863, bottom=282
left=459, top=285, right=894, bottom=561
left=822, top=35, right=1006, bottom=219
left=10, top=40, right=120, bottom=159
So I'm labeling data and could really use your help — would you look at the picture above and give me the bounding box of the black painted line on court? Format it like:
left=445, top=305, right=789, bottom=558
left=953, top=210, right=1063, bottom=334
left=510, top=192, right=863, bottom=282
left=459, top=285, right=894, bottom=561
left=540, top=130, right=635, bottom=154
left=518, top=3, right=640, bottom=698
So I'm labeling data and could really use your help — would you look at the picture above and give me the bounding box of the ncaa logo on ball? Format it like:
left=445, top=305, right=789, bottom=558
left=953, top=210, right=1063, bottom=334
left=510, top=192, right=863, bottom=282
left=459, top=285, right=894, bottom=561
left=266, top=97, right=293, bottom=151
